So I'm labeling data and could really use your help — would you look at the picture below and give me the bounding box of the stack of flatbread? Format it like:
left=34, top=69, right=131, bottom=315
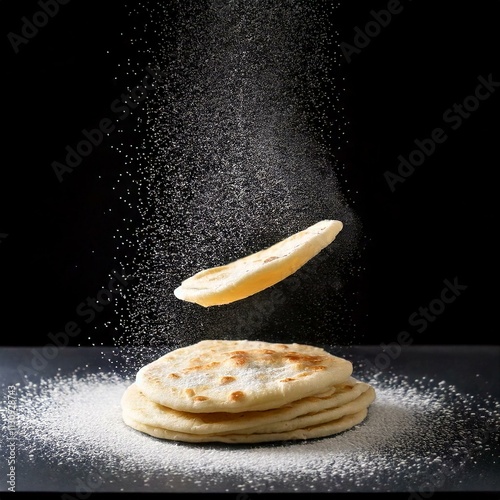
left=122, top=220, right=375, bottom=442
left=122, top=340, right=375, bottom=443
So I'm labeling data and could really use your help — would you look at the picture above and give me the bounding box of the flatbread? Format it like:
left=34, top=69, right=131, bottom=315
left=232, top=386, right=375, bottom=435
left=121, top=378, right=371, bottom=435
left=173, top=219, right=343, bottom=307
left=122, top=408, right=369, bottom=444
left=135, top=340, right=353, bottom=413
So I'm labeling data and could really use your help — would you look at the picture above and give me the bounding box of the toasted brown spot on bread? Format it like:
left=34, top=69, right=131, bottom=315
left=185, top=389, right=195, bottom=397
left=229, top=354, right=248, bottom=366
left=284, top=353, right=325, bottom=363
left=168, top=373, right=180, bottom=379
left=263, top=256, right=279, bottom=263
left=229, top=391, right=245, bottom=401
left=220, top=376, right=236, bottom=385
left=280, top=377, right=295, bottom=382
left=262, top=349, right=276, bottom=355
left=308, top=365, right=327, bottom=371
left=185, top=361, right=221, bottom=372
left=193, top=396, right=209, bottom=401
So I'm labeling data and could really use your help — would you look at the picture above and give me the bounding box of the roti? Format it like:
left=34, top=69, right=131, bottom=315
left=173, top=219, right=343, bottom=307
left=135, top=340, right=353, bottom=413
left=230, top=386, right=375, bottom=435
left=121, top=378, right=372, bottom=435
left=122, top=408, right=369, bottom=444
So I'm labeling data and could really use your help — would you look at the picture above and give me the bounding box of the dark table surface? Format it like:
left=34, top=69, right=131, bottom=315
left=0, top=345, right=499, bottom=496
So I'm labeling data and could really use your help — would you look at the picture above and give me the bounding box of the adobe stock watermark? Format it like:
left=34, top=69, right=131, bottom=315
left=51, top=66, right=168, bottom=183
left=365, top=276, right=467, bottom=372
left=385, top=73, right=500, bottom=192
left=16, top=268, right=130, bottom=379
left=7, top=0, right=71, bottom=54
left=340, top=0, right=410, bottom=64
left=2, top=385, right=18, bottom=492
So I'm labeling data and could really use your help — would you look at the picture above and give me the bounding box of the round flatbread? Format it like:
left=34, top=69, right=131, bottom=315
left=135, top=340, right=353, bottom=413
left=122, top=408, right=369, bottom=444
left=232, top=386, right=375, bottom=435
left=121, top=378, right=371, bottom=435
left=174, top=219, right=343, bottom=307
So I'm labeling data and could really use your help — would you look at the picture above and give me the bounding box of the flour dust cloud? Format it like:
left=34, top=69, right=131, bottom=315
left=107, top=0, right=363, bottom=367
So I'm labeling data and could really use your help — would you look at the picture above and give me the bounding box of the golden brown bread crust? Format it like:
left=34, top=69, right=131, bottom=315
left=135, top=340, right=353, bottom=413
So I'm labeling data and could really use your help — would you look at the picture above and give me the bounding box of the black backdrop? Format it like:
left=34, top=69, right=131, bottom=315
left=0, top=0, right=497, bottom=347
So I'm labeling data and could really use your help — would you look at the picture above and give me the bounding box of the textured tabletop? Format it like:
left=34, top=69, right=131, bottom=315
left=0, top=345, right=499, bottom=495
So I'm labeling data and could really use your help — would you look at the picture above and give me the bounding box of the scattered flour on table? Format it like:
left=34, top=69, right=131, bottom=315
left=11, top=372, right=500, bottom=492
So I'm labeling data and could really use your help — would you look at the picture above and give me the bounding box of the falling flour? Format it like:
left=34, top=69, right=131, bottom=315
left=102, top=0, right=365, bottom=358
left=11, top=370, right=499, bottom=493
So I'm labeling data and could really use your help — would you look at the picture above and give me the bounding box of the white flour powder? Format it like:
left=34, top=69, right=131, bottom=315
left=12, top=370, right=499, bottom=493
left=104, top=0, right=365, bottom=354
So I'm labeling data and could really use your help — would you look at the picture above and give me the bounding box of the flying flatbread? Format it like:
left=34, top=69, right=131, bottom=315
left=174, top=219, right=343, bottom=307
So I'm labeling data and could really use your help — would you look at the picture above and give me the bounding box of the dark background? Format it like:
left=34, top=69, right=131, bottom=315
left=0, top=0, right=497, bottom=347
